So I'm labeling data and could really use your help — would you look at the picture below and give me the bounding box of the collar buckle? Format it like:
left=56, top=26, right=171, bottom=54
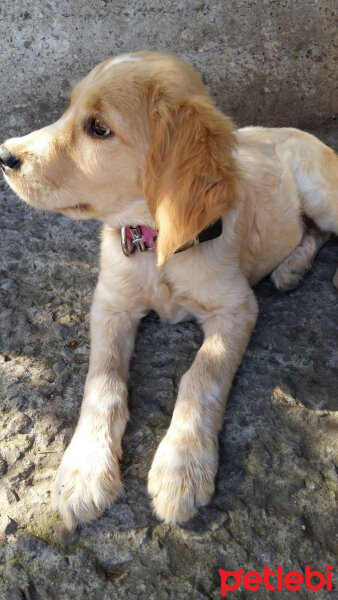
left=121, top=225, right=146, bottom=256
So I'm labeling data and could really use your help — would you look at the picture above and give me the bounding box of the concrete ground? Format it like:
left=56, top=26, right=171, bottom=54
left=0, top=1, right=337, bottom=598
left=0, top=130, right=337, bottom=599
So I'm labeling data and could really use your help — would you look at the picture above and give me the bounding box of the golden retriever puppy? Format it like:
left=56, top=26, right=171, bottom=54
left=1, top=51, right=337, bottom=531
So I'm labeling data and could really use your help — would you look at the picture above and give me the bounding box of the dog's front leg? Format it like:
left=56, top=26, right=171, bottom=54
left=148, top=288, right=258, bottom=523
left=53, top=281, right=144, bottom=531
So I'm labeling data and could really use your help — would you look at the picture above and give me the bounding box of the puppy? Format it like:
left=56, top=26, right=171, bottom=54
left=1, top=51, right=337, bottom=531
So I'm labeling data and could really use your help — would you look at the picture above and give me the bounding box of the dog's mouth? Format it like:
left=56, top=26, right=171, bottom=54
left=60, top=203, right=92, bottom=212
left=1, top=163, right=19, bottom=177
left=2, top=169, right=92, bottom=216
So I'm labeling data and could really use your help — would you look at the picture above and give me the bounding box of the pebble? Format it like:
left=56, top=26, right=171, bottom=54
left=105, top=503, right=135, bottom=529
left=15, top=533, right=47, bottom=555
left=1, top=515, right=18, bottom=536
left=8, top=413, right=32, bottom=434
left=9, top=460, right=35, bottom=485
left=0, top=487, right=19, bottom=507
left=53, top=361, right=66, bottom=374
left=0, top=453, right=8, bottom=475
left=52, top=322, right=73, bottom=339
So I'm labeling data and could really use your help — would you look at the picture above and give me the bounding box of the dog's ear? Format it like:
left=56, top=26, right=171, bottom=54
left=143, top=91, right=237, bottom=265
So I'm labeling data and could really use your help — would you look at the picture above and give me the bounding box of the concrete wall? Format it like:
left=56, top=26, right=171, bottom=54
left=0, top=0, right=337, bottom=138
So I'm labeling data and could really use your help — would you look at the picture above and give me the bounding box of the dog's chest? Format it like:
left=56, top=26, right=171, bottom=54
left=138, top=255, right=216, bottom=322
left=146, top=277, right=191, bottom=322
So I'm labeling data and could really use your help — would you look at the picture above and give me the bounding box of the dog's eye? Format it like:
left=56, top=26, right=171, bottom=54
left=87, top=117, right=112, bottom=138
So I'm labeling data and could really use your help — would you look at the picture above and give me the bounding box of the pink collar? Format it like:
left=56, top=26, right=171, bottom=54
left=121, top=225, right=157, bottom=256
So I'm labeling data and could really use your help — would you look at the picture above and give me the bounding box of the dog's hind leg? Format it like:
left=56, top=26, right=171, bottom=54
left=283, top=132, right=338, bottom=288
left=271, top=222, right=330, bottom=291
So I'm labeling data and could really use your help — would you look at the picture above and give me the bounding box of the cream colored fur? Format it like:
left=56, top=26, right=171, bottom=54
left=1, top=51, right=337, bottom=530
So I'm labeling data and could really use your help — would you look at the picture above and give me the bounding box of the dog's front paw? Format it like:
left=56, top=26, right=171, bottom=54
left=53, top=428, right=121, bottom=531
left=148, top=432, right=218, bottom=523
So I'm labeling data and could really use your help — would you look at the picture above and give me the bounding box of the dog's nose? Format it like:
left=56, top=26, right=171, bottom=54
left=0, top=145, right=21, bottom=171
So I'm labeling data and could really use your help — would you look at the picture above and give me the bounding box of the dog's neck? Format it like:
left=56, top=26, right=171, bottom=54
left=103, top=196, right=155, bottom=230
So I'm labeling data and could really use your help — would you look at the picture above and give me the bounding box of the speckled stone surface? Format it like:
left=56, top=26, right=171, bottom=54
left=0, top=2, right=337, bottom=598
left=0, top=0, right=337, bottom=139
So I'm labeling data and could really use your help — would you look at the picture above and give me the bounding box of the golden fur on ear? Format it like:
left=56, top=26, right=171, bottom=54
left=143, top=91, right=238, bottom=265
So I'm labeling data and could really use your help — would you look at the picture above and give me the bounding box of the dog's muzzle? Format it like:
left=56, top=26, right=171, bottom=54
left=0, top=145, right=21, bottom=171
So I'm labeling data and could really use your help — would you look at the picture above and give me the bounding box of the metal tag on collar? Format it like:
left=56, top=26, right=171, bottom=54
left=121, top=226, right=146, bottom=257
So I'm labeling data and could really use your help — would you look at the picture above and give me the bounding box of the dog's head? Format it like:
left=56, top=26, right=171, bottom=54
left=1, top=51, right=237, bottom=264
